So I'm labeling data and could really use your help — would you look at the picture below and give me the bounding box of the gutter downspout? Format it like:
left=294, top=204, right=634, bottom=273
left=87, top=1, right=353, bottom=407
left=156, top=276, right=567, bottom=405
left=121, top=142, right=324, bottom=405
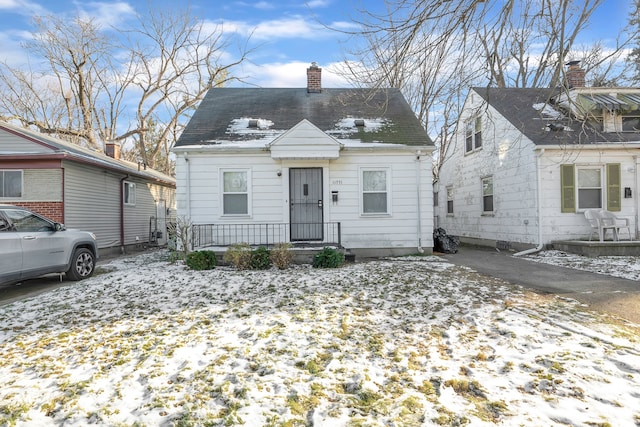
left=120, top=174, right=129, bottom=254
left=514, top=149, right=545, bottom=257
left=416, top=151, right=424, bottom=253
left=185, top=153, right=191, bottom=219
left=635, top=155, right=639, bottom=240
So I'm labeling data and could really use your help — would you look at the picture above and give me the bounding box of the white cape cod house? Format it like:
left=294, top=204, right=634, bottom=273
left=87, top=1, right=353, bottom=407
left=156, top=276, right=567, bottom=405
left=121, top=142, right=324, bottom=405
left=172, top=64, right=435, bottom=257
left=436, top=62, right=640, bottom=255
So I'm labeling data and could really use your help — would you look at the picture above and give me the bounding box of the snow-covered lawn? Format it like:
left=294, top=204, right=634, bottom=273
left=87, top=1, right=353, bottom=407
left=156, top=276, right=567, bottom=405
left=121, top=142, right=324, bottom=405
left=1, top=250, right=639, bottom=426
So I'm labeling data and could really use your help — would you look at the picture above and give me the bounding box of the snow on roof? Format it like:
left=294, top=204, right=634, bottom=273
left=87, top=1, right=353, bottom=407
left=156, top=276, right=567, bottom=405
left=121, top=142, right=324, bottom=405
left=323, top=118, right=391, bottom=143
left=227, top=118, right=276, bottom=135
left=191, top=117, right=399, bottom=148
left=532, top=102, right=564, bottom=119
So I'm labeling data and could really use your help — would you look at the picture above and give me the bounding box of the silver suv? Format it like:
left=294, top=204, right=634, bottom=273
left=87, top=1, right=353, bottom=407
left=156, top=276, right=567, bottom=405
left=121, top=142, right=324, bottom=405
left=0, top=205, right=99, bottom=286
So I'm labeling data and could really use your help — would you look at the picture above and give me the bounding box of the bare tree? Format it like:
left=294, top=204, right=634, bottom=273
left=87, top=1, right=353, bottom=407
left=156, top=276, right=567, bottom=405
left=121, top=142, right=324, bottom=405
left=627, top=0, right=640, bottom=84
left=0, top=7, right=252, bottom=174
left=119, top=9, right=249, bottom=171
left=337, top=0, right=632, bottom=176
left=0, top=16, right=118, bottom=149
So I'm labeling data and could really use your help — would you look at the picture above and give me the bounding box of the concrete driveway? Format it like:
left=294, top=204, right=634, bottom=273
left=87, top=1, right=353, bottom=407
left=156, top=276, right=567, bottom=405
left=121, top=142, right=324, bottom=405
left=442, top=245, right=640, bottom=324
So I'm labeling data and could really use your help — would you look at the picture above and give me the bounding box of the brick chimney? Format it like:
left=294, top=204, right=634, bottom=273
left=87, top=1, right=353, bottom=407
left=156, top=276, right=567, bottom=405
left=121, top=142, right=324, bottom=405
left=307, top=62, right=322, bottom=93
left=105, top=141, right=121, bottom=160
left=566, top=60, right=586, bottom=88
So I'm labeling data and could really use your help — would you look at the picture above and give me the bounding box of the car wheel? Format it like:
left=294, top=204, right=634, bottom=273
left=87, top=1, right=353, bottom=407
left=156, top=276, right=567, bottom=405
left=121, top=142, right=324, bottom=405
left=66, top=248, right=95, bottom=281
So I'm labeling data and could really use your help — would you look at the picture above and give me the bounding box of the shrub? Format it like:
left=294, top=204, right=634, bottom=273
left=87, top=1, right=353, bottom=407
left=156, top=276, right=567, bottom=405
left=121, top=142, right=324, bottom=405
left=270, top=243, right=293, bottom=270
left=312, top=247, right=344, bottom=268
left=223, top=243, right=252, bottom=270
left=185, top=250, right=217, bottom=270
left=250, top=246, right=272, bottom=270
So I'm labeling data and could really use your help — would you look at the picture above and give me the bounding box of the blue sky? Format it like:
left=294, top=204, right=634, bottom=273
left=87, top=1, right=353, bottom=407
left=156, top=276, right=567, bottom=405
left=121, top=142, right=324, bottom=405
left=0, top=0, right=633, bottom=88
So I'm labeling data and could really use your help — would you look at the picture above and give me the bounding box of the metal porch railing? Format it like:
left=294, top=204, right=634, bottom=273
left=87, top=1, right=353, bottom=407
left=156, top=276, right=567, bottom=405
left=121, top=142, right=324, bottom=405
left=191, top=222, right=341, bottom=249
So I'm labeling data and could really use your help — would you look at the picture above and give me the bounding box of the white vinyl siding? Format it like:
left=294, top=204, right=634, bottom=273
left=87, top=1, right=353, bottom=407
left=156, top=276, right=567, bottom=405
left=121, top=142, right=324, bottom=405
left=175, top=147, right=434, bottom=254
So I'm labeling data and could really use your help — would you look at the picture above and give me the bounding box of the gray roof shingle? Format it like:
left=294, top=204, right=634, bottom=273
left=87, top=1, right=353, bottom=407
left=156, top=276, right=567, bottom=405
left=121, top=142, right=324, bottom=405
left=473, top=87, right=640, bottom=145
left=175, top=87, right=432, bottom=147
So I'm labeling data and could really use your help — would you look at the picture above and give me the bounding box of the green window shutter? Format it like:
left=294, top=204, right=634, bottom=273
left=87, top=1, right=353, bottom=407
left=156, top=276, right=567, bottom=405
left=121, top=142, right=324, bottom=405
left=606, top=163, right=621, bottom=212
left=560, top=164, right=575, bottom=213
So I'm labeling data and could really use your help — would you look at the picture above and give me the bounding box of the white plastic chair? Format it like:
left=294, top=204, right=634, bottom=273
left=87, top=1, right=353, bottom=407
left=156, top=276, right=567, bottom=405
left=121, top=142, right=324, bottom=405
left=599, top=210, right=632, bottom=241
left=584, top=209, right=617, bottom=241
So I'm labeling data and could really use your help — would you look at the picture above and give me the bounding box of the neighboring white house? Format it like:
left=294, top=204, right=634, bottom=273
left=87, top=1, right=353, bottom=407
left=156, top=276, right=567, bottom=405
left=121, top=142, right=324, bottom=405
left=435, top=62, right=640, bottom=252
left=172, top=63, right=435, bottom=257
left=0, top=121, right=176, bottom=254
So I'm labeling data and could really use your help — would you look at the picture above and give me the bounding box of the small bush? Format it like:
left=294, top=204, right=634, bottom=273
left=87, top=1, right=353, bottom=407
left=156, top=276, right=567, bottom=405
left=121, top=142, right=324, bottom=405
left=270, top=243, right=293, bottom=269
left=312, top=247, right=344, bottom=268
left=250, top=246, right=272, bottom=270
left=185, top=250, right=217, bottom=270
left=223, top=243, right=252, bottom=270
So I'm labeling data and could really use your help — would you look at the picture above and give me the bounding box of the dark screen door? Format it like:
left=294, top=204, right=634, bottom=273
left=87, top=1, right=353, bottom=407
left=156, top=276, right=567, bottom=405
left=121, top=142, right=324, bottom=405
left=290, top=168, right=323, bottom=241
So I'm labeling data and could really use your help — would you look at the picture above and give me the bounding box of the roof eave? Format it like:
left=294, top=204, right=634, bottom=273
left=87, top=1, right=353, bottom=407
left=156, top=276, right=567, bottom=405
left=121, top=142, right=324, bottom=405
left=0, top=152, right=175, bottom=187
left=534, top=143, right=640, bottom=151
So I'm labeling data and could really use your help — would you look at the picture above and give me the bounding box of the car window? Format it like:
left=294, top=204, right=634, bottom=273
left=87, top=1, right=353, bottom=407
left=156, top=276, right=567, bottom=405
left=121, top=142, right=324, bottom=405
left=3, top=209, right=54, bottom=232
left=0, top=216, right=11, bottom=231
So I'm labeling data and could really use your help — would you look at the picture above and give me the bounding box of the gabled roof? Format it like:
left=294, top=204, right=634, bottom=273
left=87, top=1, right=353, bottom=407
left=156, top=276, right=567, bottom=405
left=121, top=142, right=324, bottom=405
left=174, top=87, right=432, bottom=148
left=472, top=87, right=640, bottom=146
left=0, top=121, right=175, bottom=186
left=268, top=119, right=342, bottom=159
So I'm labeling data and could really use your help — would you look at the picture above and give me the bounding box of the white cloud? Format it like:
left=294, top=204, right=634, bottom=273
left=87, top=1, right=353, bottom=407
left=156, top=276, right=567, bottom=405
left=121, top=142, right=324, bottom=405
left=304, top=0, right=332, bottom=7
left=0, top=0, right=47, bottom=15
left=216, top=16, right=345, bottom=41
left=0, top=29, right=34, bottom=67
left=253, top=1, right=275, bottom=10
left=75, top=1, right=137, bottom=29
left=235, top=60, right=353, bottom=88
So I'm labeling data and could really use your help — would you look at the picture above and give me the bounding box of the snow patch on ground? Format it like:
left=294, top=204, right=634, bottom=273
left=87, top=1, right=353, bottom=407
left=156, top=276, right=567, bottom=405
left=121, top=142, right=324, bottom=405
left=0, top=250, right=638, bottom=426
left=525, top=250, right=640, bottom=281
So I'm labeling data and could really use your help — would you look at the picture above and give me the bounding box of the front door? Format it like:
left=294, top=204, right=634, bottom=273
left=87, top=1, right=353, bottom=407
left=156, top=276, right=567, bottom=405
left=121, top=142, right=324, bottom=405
left=290, top=168, right=323, bottom=241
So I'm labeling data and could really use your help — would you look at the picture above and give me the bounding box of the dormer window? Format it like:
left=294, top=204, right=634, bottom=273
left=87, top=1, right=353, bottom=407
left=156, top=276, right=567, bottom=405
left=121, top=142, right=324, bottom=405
left=622, top=111, right=640, bottom=132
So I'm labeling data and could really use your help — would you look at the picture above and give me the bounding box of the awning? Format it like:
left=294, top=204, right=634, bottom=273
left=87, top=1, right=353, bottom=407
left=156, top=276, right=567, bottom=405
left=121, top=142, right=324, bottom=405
left=579, top=93, right=629, bottom=110
left=619, top=93, right=640, bottom=109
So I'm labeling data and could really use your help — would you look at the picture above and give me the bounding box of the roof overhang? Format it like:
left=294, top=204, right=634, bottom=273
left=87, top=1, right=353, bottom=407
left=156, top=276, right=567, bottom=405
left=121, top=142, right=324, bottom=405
left=534, top=143, right=640, bottom=151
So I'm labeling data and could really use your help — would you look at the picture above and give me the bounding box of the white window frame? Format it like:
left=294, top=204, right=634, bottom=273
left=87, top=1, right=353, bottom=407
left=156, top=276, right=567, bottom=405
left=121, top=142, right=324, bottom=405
left=481, top=176, right=494, bottom=214
left=0, top=170, right=23, bottom=198
left=465, top=116, right=482, bottom=153
left=360, top=167, right=391, bottom=215
left=446, top=186, right=454, bottom=215
left=221, top=169, right=251, bottom=217
left=577, top=166, right=603, bottom=210
left=123, top=181, right=136, bottom=206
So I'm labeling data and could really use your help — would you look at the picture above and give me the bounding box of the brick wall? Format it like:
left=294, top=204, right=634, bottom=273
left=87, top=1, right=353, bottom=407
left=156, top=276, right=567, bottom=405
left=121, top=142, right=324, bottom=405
left=306, top=63, right=322, bottom=93
left=9, top=201, right=64, bottom=223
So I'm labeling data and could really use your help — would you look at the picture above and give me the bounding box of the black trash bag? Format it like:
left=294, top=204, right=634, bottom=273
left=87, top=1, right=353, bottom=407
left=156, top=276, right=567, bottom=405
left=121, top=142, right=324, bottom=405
left=433, top=227, right=459, bottom=254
